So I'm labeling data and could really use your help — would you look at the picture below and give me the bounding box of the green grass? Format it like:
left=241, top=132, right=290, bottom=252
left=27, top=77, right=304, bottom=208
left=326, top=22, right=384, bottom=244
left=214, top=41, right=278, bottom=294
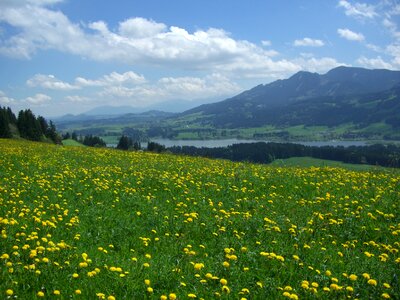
left=270, top=156, right=387, bottom=171
left=1, top=139, right=399, bottom=299
left=62, top=139, right=85, bottom=147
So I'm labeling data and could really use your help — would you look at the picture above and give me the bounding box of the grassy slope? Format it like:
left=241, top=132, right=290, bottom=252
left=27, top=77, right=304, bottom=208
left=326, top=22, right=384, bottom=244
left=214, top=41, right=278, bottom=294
left=270, top=156, right=387, bottom=171
left=0, top=139, right=399, bottom=299
left=62, top=139, right=85, bottom=147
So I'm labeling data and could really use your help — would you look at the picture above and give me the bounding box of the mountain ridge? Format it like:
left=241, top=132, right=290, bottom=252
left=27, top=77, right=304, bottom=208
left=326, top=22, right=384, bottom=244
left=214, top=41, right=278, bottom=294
left=179, top=66, right=400, bottom=129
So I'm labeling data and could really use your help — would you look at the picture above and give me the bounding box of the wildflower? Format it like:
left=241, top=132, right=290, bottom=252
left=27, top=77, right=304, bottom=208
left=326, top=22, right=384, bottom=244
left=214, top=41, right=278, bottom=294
left=72, top=273, right=79, bottom=278
left=381, top=293, right=391, bottom=299
left=368, top=279, right=378, bottom=286
left=188, top=293, right=197, bottom=298
left=144, top=279, right=151, bottom=286
left=222, top=285, right=230, bottom=293
left=6, top=290, right=13, bottom=296
left=107, top=296, right=116, bottom=300
left=169, top=293, right=177, bottom=300
left=222, top=261, right=230, bottom=268
left=349, top=274, right=357, bottom=281
left=220, top=278, right=228, bottom=285
left=147, top=287, right=153, bottom=293
left=53, top=290, right=61, bottom=295
left=75, top=290, right=82, bottom=295
left=362, top=273, right=370, bottom=280
left=194, top=263, right=204, bottom=270
left=37, top=291, right=45, bottom=297
left=161, top=296, right=167, bottom=300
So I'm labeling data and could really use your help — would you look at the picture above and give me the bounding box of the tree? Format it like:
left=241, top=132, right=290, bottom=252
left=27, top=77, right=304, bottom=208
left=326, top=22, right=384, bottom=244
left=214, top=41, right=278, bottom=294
left=17, top=109, right=42, bottom=141
left=117, top=135, right=132, bottom=150
left=0, top=107, right=12, bottom=138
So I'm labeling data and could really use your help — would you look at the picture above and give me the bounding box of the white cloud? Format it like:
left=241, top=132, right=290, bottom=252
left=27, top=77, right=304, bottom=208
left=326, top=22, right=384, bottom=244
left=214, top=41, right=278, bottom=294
left=99, top=73, right=241, bottom=107
left=294, top=37, right=324, bottom=47
left=338, top=0, right=378, bottom=19
left=118, top=17, right=167, bottom=38
left=0, top=90, right=15, bottom=104
left=386, top=44, right=400, bottom=67
left=25, top=93, right=51, bottom=104
left=337, top=28, right=365, bottom=41
left=357, top=56, right=393, bottom=69
left=27, top=74, right=78, bottom=90
left=261, top=40, right=271, bottom=47
left=292, top=56, right=346, bottom=73
left=0, top=2, right=303, bottom=79
left=27, top=71, right=146, bottom=91
left=76, top=71, right=146, bottom=87
left=65, top=95, right=89, bottom=103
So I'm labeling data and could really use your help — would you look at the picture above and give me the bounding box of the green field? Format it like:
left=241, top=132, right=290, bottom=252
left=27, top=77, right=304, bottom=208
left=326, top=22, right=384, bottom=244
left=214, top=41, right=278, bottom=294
left=62, top=139, right=85, bottom=147
left=270, top=157, right=387, bottom=171
left=0, top=139, right=399, bottom=299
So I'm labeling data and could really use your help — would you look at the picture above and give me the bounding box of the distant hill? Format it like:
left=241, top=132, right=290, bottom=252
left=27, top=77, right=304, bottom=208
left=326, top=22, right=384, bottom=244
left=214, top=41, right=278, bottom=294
left=181, top=66, right=400, bottom=129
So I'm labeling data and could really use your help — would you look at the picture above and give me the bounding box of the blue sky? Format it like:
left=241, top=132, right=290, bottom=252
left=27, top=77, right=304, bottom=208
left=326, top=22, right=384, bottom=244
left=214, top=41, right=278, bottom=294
left=0, top=0, right=399, bottom=117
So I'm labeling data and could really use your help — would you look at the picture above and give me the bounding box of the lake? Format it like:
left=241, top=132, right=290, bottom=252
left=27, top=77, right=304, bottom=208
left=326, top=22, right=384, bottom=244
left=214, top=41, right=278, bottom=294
left=143, top=138, right=368, bottom=148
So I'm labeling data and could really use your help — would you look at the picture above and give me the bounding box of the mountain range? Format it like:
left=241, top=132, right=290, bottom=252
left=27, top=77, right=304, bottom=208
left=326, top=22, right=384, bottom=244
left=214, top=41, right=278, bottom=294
left=181, top=66, right=400, bottom=129
left=55, top=66, right=400, bottom=141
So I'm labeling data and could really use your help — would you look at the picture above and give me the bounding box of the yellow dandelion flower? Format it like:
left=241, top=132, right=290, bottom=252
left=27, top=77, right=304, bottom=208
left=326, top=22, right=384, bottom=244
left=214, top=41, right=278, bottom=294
left=368, top=279, right=378, bottom=286
left=169, top=293, right=177, bottom=300
left=194, top=263, right=204, bottom=270
left=6, top=289, right=13, bottom=296
left=349, top=274, right=357, bottom=281
left=37, top=291, right=45, bottom=297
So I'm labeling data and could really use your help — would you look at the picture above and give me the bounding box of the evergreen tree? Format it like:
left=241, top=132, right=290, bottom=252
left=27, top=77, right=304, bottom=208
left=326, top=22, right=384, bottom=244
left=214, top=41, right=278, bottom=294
left=71, top=131, right=78, bottom=141
left=0, top=107, right=12, bottom=138
left=117, top=135, right=132, bottom=150
left=17, top=109, right=42, bottom=141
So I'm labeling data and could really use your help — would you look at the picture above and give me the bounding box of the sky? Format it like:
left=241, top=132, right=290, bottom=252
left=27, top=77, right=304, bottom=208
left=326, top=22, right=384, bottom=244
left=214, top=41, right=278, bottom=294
left=0, top=0, right=399, bottom=117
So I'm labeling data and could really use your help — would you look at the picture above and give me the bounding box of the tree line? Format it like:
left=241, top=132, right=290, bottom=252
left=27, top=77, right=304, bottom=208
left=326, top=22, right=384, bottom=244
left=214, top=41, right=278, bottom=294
left=167, top=142, right=400, bottom=168
left=0, top=106, right=60, bottom=143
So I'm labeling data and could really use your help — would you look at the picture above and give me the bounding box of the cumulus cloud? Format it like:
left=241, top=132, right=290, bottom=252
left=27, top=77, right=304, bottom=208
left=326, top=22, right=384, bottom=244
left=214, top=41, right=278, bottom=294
left=294, top=38, right=324, bottom=47
left=25, top=93, right=51, bottom=104
left=65, top=95, right=89, bottom=102
left=291, top=56, right=346, bottom=73
left=27, top=74, right=78, bottom=90
left=0, top=90, right=15, bottom=104
left=337, top=28, right=365, bottom=41
left=99, top=73, right=241, bottom=106
left=387, top=44, right=400, bottom=67
left=261, top=40, right=271, bottom=47
left=118, top=17, right=167, bottom=38
left=27, top=71, right=146, bottom=91
left=0, top=1, right=304, bottom=78
left=357, top=56, right=393, bottom=69
left=338, top=0, right=377, bottom=19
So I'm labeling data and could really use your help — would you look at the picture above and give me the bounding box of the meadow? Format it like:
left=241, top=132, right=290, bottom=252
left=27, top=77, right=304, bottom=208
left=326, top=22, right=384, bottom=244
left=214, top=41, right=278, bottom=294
left=0, top=139, right=399, bottom=299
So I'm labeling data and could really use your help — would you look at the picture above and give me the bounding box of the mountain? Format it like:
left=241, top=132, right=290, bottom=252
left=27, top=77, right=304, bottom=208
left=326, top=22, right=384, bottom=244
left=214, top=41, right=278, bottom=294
left=180, top=66, right=400, bottom=129
left=83, top=105, right=139, bottom=116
